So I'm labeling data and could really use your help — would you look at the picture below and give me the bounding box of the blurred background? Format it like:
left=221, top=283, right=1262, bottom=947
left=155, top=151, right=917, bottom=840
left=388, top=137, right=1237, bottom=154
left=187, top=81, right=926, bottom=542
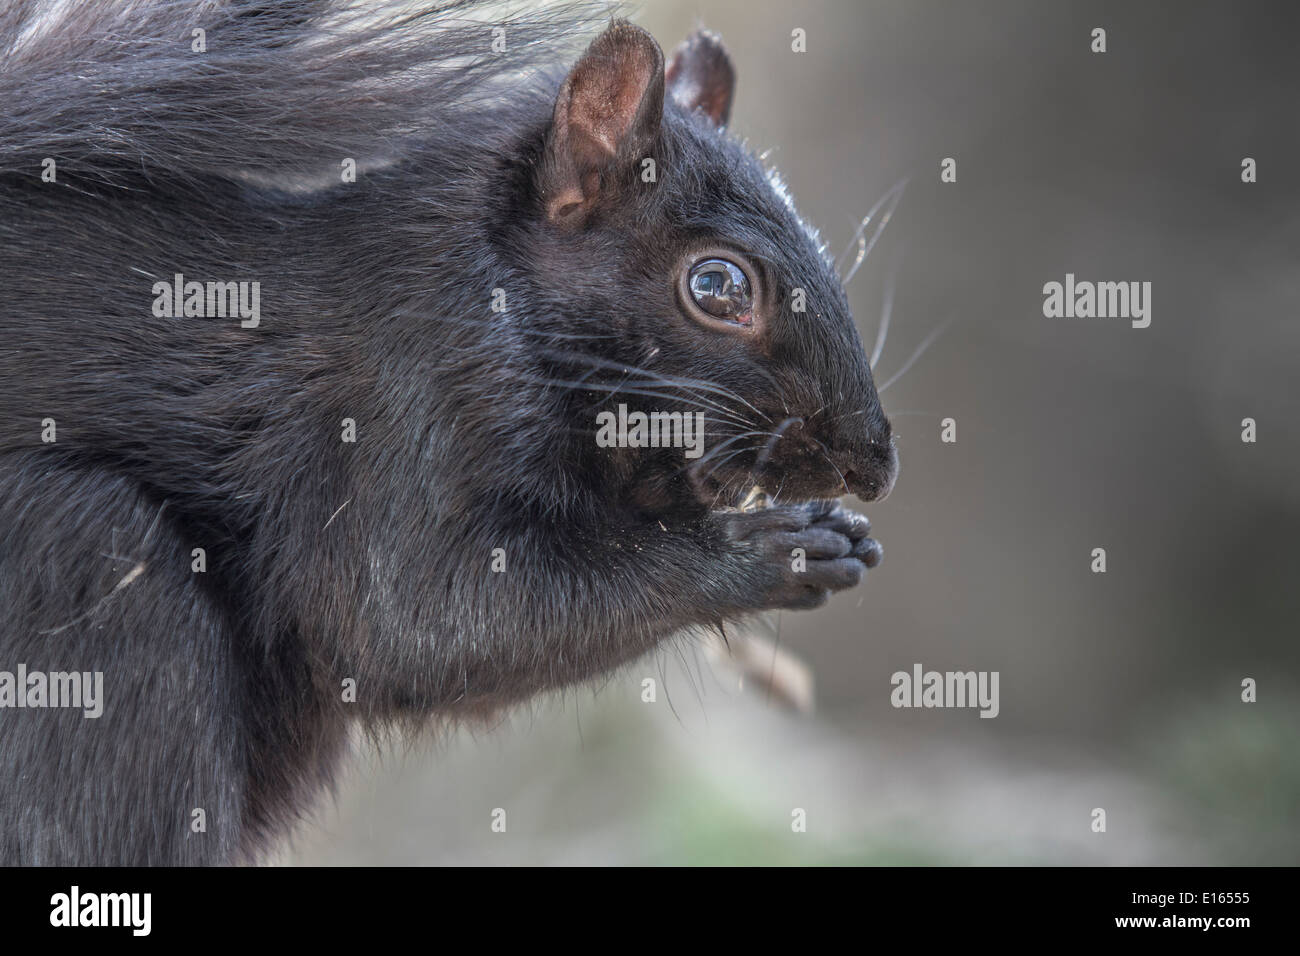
left=286, top=0, right=1300, bottom=865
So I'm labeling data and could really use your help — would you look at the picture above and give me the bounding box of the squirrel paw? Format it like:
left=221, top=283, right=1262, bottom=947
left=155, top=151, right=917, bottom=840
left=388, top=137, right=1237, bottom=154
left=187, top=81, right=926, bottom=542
left=717, top=501, right=882, bottom=611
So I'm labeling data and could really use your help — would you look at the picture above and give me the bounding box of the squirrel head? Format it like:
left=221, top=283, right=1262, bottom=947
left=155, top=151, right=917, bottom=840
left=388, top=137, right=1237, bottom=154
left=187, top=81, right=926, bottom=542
left=519, top=20, right=897, bottom=509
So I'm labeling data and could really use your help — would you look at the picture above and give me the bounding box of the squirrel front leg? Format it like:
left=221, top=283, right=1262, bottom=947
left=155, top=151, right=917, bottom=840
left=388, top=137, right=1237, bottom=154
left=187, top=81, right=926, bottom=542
left=413, top=501, right=881, bottom=708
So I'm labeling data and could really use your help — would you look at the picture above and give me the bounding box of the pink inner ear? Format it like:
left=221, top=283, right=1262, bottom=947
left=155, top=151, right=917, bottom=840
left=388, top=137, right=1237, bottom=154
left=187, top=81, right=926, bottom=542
left=569, top=46, right=660, bottom=156
left=542, top=22, right=665, bottom=223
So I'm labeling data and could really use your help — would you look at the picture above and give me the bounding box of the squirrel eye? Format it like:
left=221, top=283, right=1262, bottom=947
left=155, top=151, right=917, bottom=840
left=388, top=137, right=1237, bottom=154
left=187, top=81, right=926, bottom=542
left=687, top=258, right=752, bottom=323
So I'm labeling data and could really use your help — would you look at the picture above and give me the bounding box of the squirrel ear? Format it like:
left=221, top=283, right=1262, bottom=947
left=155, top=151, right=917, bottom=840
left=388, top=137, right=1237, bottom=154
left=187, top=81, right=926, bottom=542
left=541, top=21, right=665, bottom=225
left=666, top=30, right=735, bottom=127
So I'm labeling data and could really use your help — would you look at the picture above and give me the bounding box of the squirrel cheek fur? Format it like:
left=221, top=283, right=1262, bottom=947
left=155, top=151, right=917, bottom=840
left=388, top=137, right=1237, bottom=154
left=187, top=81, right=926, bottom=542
left=0, top=2, right=897, bottom=864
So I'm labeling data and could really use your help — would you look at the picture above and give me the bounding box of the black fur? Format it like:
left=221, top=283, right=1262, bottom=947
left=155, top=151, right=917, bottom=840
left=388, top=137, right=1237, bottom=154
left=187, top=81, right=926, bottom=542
left=0, top=0, right=897, bottom=864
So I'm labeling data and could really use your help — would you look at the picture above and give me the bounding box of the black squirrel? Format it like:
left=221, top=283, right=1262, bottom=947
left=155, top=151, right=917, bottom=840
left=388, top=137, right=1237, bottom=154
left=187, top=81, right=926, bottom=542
left=0, top=0, right=898, bottom=864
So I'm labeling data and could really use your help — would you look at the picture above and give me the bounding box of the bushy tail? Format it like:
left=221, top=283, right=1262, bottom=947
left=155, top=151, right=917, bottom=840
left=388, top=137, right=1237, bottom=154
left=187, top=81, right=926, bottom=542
left=0, top=0, right=603, bottom=185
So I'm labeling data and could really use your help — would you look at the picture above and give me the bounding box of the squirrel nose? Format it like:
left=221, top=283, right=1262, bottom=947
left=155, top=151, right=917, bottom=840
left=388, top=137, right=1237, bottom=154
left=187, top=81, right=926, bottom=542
left=834, top=441, right=897, bottom=502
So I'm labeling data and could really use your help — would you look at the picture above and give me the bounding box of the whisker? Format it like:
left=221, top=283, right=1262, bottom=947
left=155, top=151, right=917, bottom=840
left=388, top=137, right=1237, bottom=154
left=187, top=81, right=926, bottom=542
left=536, top=348, right=773, bottom=425
left=821, top=454, right=849, bottom=495
left=869, top=254, right=901, bottom=369
left=688, top=432, right=770, bottom=474
left=753, top=416, right=802, bottom=473
left=808, top=435, right=850, bottom=495
left=837, top=177, right=909, bottom=281
left=520, top=376, right=758, bottom=429
left=701, top=444, right=765, bottom=483
left=877, top=316, right=957, bottom=393
left=394, top=308, right=618, bottom=343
